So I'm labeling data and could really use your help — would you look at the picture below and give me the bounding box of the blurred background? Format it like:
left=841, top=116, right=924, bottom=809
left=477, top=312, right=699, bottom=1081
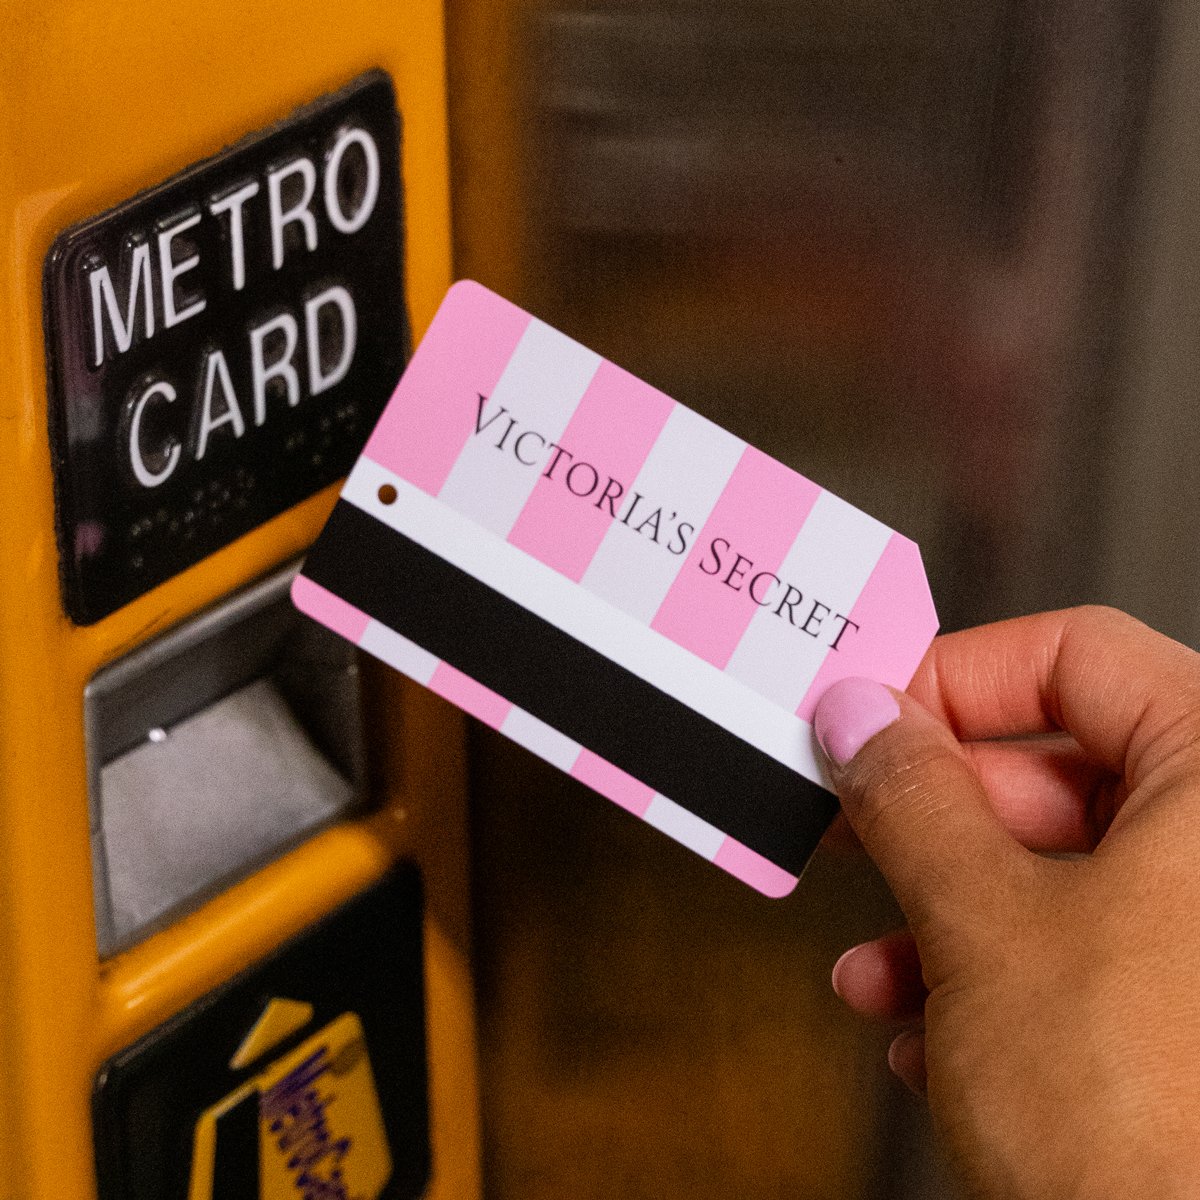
left=444, top=1, right=1200, bottom=1194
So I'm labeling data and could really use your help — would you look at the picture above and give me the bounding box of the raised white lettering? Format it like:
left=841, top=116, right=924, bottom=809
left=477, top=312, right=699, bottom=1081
left=89, top=243, right=154, bottom=366
left=209, top=181, right=260, bottom=291
left=324, top=128, right=380, bottom=234
left=195, top=349, right=246, bottom=459
left=305, top=285, right=356, bottom=395
left=250, top=312, right=301, bottom=425
left=267, top=158, right=318, bottom=270
left=157, top=211, right=206, bottom=329
left=128, top=380, right=180, bottom=487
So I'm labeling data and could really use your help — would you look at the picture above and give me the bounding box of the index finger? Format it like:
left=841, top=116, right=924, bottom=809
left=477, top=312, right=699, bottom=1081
left=908, top=606, right=1200, bottom=785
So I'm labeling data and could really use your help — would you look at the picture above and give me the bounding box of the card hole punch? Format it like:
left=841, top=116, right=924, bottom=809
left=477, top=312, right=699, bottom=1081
left=377, top=483, right=398, bottom=505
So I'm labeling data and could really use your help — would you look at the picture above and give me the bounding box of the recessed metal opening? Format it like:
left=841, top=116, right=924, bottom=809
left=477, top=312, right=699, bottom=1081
left=86, top=561, right=367, bottom=958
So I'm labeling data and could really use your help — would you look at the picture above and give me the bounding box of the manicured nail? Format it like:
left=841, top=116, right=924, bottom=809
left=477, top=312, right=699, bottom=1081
left=814, top=677, right=901, bottom=767
left=888, top=1029, right=928, bottom=1094
left=831, top=944, right=865, bottom=1000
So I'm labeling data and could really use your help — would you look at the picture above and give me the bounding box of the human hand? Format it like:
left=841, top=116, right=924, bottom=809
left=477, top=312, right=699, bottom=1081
left=813, top=607, right=1200, bottom=1199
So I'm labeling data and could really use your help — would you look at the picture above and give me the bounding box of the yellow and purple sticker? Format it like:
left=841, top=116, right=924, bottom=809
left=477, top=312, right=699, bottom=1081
left=188, top=1012, right=392, bottom=1200
left=294, top=282, right=938, bottom=895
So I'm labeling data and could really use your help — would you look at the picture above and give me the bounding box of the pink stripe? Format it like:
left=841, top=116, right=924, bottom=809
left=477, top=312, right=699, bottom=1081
left=650, top=447, right=821, bottom=668
left=362, top=280, right=531, bottom=494
left=428, top=663, right=513, bottom=729
left=713, top=838, right=799, bottom=898
left=571, top=750, right=655, bottom=817
left=796, top=533, right=939, bottom=721
left=506, top=362, right=676, bottom=581
left=291, top=574, right=370, bottom=643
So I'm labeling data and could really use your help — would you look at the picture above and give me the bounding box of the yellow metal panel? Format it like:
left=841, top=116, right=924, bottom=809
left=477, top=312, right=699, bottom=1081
left=0, top=3, right=480, bottom=1197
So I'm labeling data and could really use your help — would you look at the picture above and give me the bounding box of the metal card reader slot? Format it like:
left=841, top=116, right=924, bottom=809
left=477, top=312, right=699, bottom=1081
left=85, top=561, right=367, bottom=957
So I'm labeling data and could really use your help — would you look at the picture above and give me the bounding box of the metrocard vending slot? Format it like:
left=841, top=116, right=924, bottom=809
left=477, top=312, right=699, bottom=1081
left=85, top=562, right=367, bottom=957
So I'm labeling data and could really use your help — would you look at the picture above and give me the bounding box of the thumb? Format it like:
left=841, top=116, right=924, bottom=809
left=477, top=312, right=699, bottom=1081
left=814, top=677, right=1029, bottom=935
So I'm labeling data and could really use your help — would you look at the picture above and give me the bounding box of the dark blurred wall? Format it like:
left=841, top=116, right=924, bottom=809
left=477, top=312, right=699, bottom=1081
left=446, top=2, right=1186, bottom=1195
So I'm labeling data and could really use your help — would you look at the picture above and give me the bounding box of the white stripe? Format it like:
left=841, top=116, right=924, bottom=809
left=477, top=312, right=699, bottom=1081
left=725, top=490, right=891, bottom=710
left=581, top=405, right=745, bottom=623
left=500, top=707, right=582, bottom=773
left=360, top=621, right=439, bottom=685
left=643, top=794, right=725, bottom=859
left=436, top=318, right=601, bottom=537
left=343, top=457, right=830, bottom=787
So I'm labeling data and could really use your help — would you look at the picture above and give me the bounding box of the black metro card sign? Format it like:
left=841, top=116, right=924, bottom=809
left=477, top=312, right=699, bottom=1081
left=43, top=70, right=408, bottom=624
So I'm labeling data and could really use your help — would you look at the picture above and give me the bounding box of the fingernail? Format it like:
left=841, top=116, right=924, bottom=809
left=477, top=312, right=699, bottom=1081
left=888, top=1029, right=928, bottom=1094
left=814, top=678, right=901, bottom=767
left=887, top=1029, right=918, bottom=1071
left=831, top=944, right=864, bottom=1000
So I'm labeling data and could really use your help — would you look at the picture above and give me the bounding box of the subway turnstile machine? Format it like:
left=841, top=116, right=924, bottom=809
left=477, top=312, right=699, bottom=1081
left=0, top=4, right=481, bottom=1197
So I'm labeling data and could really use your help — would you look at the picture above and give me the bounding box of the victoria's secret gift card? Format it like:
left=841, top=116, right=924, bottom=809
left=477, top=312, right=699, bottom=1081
left=294, top=282, right=938, bottom=897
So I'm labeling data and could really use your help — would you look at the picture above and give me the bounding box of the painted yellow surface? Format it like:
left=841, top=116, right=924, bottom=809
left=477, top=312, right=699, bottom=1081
left=228, top=998, right=316, bottom=1071
left=0, top=3, right=480, bottom=1198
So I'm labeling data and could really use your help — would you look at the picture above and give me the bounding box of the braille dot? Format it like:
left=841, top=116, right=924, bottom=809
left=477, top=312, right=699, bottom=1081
left=378, top=483, right=398, bottom=505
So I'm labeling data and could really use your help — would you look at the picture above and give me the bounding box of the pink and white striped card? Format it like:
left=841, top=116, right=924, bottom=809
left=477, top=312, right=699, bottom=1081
left=294, top=281, right=938, bottom=896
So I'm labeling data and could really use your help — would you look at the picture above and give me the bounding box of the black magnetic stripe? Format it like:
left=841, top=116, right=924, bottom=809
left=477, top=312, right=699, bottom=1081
left=303, top=500, right=836, bottom=874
